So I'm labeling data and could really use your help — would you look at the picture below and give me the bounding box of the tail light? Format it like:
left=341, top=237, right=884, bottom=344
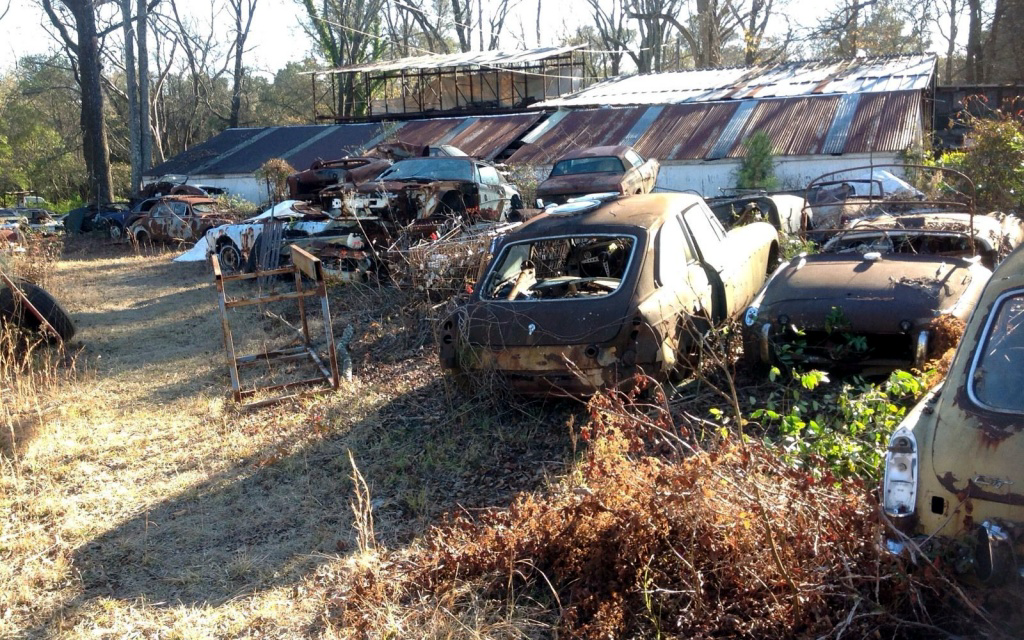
left=883, top=427, right=918, bottom=522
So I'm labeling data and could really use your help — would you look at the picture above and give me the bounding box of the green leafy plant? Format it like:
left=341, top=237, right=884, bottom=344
left=749, top=367, right=926, bottom=481
left=735, top=131, right=778, bottom=190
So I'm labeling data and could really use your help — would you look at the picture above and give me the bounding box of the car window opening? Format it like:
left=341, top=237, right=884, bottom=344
left=485, top=235, right=635, bottom=300
left=972, top=293, right=1024, bottom=411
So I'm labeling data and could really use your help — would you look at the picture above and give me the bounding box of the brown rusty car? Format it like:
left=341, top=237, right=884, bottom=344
left=535, top=145, right=660, bottom=206
left=882, top=244, right=1024, bottom=584
left=742, top=230, right=992, bottom=374
left=128, top=196, right=235, bottom=244
left=439, top=193, right=779, bottom=395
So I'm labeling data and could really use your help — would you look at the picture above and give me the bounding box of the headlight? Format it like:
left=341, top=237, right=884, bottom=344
left=743, top=306, right=759, bottom=327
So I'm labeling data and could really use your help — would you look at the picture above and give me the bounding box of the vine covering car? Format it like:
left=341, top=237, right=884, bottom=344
left=439, top=193, right=779, bottom=395
left=882, top=244, right=1024, bottom=585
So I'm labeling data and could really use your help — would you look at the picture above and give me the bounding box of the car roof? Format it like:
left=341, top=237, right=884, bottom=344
left=515, top=193, right=702, bottom=237
left=555, top=146, right=631, bottom=162
left=978, top=243, right=1024, bottom=305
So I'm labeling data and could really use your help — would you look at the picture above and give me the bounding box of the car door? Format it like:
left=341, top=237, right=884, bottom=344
left=475, top=164, right=508, bottom=221
left=681, top=201, right=744, bottom=321
left=625, top=149, right=658, bottom=194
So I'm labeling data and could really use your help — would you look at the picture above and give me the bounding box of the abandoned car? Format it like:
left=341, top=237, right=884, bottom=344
left=128, top=196, right=235, bottom=245
left=203, top=200, right=381, bottom=279
left=803, top=167, right=925, bottom=235
left=352, top=156, right=522, bottom=226
left=535, top=145, right=660, bottom=206
left=439, top=193, right=779, bottom=395
left=825, top=211, right=1024, bottom=270
left=743, top=228, right=992, bottom=374
left=706, top=193, right=804, bottom=236
left=882, top=244, right=1024, bottom=585
left=286, top=156, right=391, bottom=203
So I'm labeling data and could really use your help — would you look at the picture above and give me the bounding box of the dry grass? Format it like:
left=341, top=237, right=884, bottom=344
left=1, top=236, right=575, bottom=638
left=2, top=235, right=1018, bottom=639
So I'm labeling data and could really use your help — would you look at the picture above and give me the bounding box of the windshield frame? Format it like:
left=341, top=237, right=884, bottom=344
left=376, top=157, right=476, bottom=182
left=968, top=287, right=1024, bottom=414
left=481, top=232, right=640, bottom=303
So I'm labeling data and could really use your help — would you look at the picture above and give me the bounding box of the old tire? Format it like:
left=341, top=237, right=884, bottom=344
left=0, top=279, right=76, bottom=341
left=107, top=221, right=124, bottom=241
left=217, top=241, right=242, bottom=272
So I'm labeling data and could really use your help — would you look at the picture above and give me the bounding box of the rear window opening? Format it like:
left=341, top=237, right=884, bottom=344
left=484, top=235, right=635, bottom=301
left=550, top=157, right=625, bottom=176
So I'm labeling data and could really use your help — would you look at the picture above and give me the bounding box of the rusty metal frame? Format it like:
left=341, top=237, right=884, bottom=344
left=212, top=244, right=340, bottom=409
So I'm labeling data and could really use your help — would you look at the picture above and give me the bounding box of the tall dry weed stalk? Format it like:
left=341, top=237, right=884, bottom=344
left=349, top=450, right=376, bottom=553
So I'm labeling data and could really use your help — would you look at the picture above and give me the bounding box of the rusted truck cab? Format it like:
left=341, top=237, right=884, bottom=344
left=439, top=193, right=778, bottom=395
left=883, top=244, right=1024, bottom=584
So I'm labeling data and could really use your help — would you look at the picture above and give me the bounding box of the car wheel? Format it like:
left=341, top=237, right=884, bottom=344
left=133, top=228, right=150, bottom=245
left=217, top=241, right=242, bottom=272
left=107, top=222, right=124, bottom=241
left=0, top=278, right=76, bottom=342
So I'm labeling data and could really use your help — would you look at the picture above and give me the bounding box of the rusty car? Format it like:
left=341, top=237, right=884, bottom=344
left=128, top=195, right=235, bottom=245
left=882, top=244, right=1024, bottom=585
left=707, top=192, right=804, bottom=236
left=351, top=155, right=522, bottom=227
left=438, top=192, right=779, bottom=395
left=202, top=200, right=384, bottom=280
left=825, top=210, right=1024, bottom=270
left=743, top=227, right=992, bottom=374
left=286, top=156, right=391, bottom=203
left=535, top=145, right=660, bottom=206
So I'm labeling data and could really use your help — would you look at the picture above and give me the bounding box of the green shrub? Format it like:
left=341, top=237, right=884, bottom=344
left=735, top=131, right=778, bottom=190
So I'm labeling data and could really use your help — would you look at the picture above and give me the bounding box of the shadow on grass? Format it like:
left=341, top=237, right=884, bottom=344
left=36, top=373, right=578, bottom=634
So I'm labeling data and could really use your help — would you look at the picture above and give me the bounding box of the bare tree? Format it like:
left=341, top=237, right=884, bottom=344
left=585, top=0, right=634, bottom=75
left=40, top=0, right=114, bottom=204
left=227, top=0, right=257, bottom=127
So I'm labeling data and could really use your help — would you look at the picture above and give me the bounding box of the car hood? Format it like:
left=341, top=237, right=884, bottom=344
left=756, top=254, right=990, bottom=330
left=537, top=173, right=623, bottom=197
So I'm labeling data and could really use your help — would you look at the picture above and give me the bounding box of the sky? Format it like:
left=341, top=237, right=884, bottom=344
left=0, top=0, right=936, bottom=76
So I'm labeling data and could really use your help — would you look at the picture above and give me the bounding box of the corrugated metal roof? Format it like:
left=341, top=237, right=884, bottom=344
left=822, top=94, right=862, bottom=154
left=539, top=54, right=936, bottom=108
left=444, top=113, right=545, bottom=159
left=284, top=123, right=385, bottom=169
left=208, top=126, right=327, bottom=174
left=382, top=118, right=464, bottom=148
left=708, top=100, right=758, bottom=159
left=844, top=91, right=922, bottom=153
left=323, top=45, right=582, bottom=74
left=632, top=103, right=738, bottom=161
left=726, top=95, right=840, bottom=157
left=146, top=128, right=264, bottom=176
left=506, top=107, right=647, bottom=164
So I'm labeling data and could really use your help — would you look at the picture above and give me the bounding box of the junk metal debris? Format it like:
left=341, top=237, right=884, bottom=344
left=212, top=244, right=340, bottom=408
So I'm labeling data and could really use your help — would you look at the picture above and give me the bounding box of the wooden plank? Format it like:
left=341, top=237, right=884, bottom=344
left=290, top=244, right=323, bottom=281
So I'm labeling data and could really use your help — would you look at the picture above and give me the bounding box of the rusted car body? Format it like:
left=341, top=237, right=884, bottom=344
left=439, top=193, right=779, bottom=395
left=129, top=196, right=234, bottom=244
left=707, top=193, right=804, bottom=235
left=883, top=244, right=1024, bottom=584
left=743, top=247, right=991, bottom=374
left=802, top=167, right=924, bottom=234
left=351, top=156, right=521, bottom=227
left=535, top=145, right=660, bottom=206
left=826, top=211, right=1024, bottom=270
left=286, top=157, right=391, bottom=203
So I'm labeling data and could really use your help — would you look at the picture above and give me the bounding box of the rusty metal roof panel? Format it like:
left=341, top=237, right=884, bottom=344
left=506, top=107, right=647, bottom=164
left=322, top=45, right=582, bottom=74
left=843, top=91, right=922, bottom=153
left=145, top=128, right=264, bottom=176
left=725, top=95, right=841, bottom=158
left=632, top=102, right=739, bottom=160
left=382, top=118, right=465, bottom=149
left=283, top=123, right=385, bottom=169
left=444, top=113, right=545, bottom=159
left=540, top=54, right=936, bottom=108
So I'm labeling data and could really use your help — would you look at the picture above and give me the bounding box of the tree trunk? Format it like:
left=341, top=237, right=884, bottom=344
left=121, top=0, right=142, bottom=193
left=138, top=0, right=152, bottom=177
left=71, top=1, right=113, bottom=203
left=966, top=0, right=983, bottom=82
